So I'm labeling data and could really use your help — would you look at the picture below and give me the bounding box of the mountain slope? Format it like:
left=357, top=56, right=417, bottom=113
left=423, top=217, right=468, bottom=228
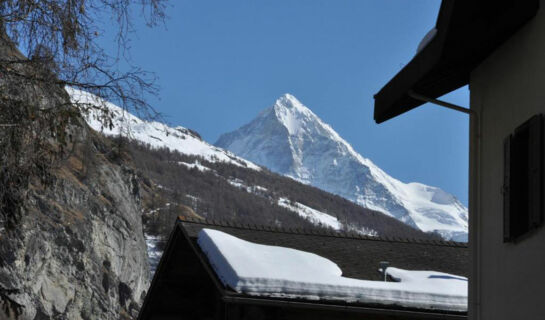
left=66, top=87, right=261, bottom=171
left=216, top=94, right=468, bottom=241
left=65, top=89, right=440, bottom=247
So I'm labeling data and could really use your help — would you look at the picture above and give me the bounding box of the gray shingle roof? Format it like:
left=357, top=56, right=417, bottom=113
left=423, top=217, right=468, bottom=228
left=138, top=217, right=469, bottom=320
left=180, top=217, right=469, bottom=281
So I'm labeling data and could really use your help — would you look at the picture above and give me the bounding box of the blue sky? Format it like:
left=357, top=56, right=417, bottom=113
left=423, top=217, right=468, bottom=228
left=99, top=0, right=469, bottom=205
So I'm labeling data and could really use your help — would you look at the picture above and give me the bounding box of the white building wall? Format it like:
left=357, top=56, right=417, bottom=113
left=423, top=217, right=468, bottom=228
left=469, top=3, right=545, bottom=320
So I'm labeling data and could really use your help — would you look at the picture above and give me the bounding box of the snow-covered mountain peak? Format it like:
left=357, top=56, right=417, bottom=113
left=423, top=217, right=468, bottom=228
left=270, top=93, right=317, bottom=136
left=216, top=94, right=469, bottom=241
left=270, top=94, right=354, bottom=149
left=274, top=93, right=308, bottom=112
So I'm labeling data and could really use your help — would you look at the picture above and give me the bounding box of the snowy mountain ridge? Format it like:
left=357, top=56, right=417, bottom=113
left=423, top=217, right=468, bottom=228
left=68, top=88, right=425, bottom=240
left=66, top=87, right=261, bottom=171
left=216, top=94, right=468, bottom=241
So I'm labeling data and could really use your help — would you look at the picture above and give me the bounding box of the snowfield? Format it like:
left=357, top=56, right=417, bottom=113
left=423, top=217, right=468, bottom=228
left=67, top=87, right=261, bottom=170
left=197, top=229, right=467, bottom=312
left=277, top=197, right=342, bottom=231
left=277, top=198, right=378, bottom=236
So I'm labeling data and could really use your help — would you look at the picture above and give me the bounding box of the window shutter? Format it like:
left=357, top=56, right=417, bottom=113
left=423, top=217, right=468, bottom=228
left=503, top=135, right=512, bottom=242
left=528, top=115, right=543, bottom=228
left=504, top=114, right=545, bottom=242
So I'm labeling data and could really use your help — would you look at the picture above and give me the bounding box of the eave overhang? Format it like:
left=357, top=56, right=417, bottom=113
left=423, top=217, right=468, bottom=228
left=373, top=0, right=539, bottom=124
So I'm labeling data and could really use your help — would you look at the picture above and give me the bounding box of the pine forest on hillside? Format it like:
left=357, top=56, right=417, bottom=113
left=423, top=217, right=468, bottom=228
left=125, top=138, right=442, bottom=242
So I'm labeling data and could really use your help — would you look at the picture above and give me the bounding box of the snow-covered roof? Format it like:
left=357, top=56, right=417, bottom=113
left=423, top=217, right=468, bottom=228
left=197, top=228, right=467, bottom=312
left=416, top=28, right=437, bottom=53
left=140, top=219, right=468, bottom=318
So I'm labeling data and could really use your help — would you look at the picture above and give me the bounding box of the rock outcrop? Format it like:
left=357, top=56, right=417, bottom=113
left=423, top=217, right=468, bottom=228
left=0, top=130, right=150, bottom=320
left=0, top=34, right=149, bottom=319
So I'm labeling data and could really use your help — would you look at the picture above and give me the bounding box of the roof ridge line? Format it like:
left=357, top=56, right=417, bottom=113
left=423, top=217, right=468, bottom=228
left=176, top=215, right=468, bottom=248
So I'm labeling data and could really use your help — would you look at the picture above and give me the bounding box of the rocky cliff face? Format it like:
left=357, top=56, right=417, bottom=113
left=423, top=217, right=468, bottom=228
left=0, top=130, right=150, bottom=320
left=0, top=37, right=150, bottom=318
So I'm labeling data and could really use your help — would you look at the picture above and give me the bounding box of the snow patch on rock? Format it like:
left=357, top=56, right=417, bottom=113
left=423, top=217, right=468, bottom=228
left=178, top=161, right=212, bottom=172
left=277, top=197, right=342, bottom=231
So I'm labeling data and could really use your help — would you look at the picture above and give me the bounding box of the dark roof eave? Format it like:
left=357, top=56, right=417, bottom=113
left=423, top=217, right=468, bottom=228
left=223, top=294, right=467, bottom=320
left=373, top=38, right=445, bottom=124
left=373, top=0, right=540, bottom=124
left=373, top=0, right=455, bottom=124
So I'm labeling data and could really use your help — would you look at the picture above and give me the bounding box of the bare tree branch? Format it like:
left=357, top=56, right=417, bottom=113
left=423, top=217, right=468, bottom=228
left=0, top=0, right=168, bottom=228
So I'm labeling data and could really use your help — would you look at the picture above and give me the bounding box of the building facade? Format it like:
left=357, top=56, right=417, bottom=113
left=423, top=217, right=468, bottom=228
left=469, top=4, right=545, bottom=318
left=374, top=1, right=544, bottom=319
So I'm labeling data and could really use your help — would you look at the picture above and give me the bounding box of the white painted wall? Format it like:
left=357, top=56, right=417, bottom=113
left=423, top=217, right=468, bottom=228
left=469, top=3, right=545, bottom=319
